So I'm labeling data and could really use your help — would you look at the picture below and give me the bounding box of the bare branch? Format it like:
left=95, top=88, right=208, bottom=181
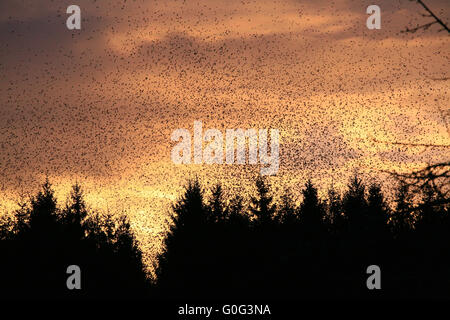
left=402, top=21, right=439, bottom=33
left=404, top=0, right=450, bottom=34
left=429, top=77, right=450, bottom=81
left=383, top=162, right=450, bottom=208
left=363, top=137, right=450, bottom=148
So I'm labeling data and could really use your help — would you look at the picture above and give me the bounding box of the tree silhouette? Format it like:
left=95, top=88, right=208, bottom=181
left=62, top=183, right=87, bottom=242
left=298, top=180, right=326, bottom=239
left=278, top=189, right=297, bottom=226
left=155, top=179, right=213, bottom=298
left=227, top=195, right=248, bottom=228
left=0, top=180, right=151, bottom=299
left=366, top=183, right=390, bottom=240
left=207, top=183, right=226, bottom=223
left=342, top=175, right=368, bottom=235
left=326, top=186, right=344, bottom=234
left=391, top=183, right=414, bottom=237
left=249, top=176, right=277, bottom=227
left=1, top=170, right=449, bottom=299
left=151, top=172, right=450, bottom=299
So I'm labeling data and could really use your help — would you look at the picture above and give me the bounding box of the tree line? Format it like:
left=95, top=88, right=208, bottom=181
left=0, top=172, right=449, bottom=299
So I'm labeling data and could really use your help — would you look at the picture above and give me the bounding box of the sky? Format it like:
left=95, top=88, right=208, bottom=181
left=1, top=0, right=449, bottom=265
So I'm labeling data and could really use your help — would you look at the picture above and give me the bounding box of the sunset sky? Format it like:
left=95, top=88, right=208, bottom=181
left=1, top=0, right=449, bottom=265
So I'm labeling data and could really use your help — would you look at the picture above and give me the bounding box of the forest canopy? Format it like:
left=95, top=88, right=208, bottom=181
left=0, top=170, right=449, bottom=299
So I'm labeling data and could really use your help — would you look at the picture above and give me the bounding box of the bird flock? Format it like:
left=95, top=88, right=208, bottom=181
left=0, top=0, right=449, bottom=266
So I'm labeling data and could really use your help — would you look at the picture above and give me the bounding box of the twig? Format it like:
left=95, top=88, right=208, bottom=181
left=364, top=138, right=450, bottom=148
left=403, top=0, right=450, bottom=34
